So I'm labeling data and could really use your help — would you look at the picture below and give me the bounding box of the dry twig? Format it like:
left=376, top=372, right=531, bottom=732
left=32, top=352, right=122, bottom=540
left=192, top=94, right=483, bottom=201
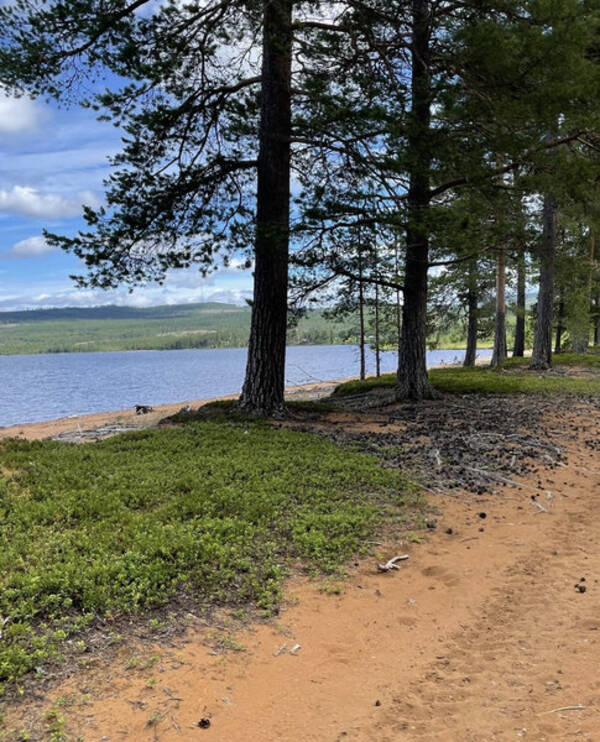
left=377, top=555, right=409, bottom=572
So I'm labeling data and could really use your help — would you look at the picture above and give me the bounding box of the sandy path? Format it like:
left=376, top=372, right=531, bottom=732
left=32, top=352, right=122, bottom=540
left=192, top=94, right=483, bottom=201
left=3, top=403, right=599, bottom=741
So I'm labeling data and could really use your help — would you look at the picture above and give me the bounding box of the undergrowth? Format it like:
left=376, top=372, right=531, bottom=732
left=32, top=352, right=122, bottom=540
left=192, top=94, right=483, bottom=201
left=0, top=421, right=415, bottom=694
left=332, top=352, right=600, bottom=397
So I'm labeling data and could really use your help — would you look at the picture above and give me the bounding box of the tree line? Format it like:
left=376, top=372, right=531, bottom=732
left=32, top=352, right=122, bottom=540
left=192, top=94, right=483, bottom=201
left=1, top=0, right=599, bottom=415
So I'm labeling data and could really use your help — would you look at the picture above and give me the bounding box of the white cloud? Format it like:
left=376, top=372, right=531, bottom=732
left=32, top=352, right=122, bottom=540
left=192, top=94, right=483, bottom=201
left=0, top=185, right=102, bottom=219
left=0, top=263, right=254, bottom=308
left=0, top=95, right=44, bottom=134
left=0, top=284, right=253, bottom=311
left=9, top=235, right=57, bottom=259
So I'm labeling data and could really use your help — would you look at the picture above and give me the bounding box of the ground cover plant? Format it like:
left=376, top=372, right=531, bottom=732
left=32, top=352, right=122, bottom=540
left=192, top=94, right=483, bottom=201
left=0, top=420, right=414, bottom=695
left=332, top=353, right=600, bottom=398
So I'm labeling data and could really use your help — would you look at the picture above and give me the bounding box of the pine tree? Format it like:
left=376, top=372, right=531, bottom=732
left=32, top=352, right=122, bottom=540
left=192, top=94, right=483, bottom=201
left=0, top=0, right=306, bottom=415
left=295, top=0, right=600, bottom=397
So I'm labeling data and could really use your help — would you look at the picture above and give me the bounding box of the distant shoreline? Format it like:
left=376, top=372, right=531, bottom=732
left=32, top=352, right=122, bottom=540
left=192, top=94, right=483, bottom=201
left=0, top=375, right=354, bottom=441
left=0, top=352, right=498, bottom=440
left=0, top=342, right=495, bottom=358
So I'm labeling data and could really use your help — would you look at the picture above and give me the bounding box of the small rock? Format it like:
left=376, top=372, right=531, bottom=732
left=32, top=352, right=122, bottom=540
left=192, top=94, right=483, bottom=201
left=445, top=528, right=453, bottom=535
left=375, top=699, right=382, bottom=707
left=478, top=512, right=487, bottom=519
left=198, top=718, right=211, bottom=729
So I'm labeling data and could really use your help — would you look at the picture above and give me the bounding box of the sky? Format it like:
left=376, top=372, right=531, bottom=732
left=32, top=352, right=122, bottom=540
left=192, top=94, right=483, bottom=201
left=0, top=92, right=254, bottom=311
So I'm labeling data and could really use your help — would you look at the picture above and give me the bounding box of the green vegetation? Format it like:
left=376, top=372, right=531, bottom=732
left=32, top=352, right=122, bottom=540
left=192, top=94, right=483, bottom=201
left=0, top=302, right=354, bottom=355
left=0, top=420, right=415, bottom=693
left=332, top=352, right=600, bottom=397
left=502, top=352, right=600, bottom=370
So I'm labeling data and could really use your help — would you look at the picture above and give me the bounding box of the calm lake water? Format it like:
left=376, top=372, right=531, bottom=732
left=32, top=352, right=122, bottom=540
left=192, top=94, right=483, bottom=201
left=0, top=345, right=492, bottom=427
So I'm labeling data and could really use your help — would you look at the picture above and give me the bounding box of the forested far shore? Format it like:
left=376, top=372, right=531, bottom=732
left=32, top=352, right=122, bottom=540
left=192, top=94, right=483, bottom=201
left=0, top=302, right=346, bottom=355
left=0, top=300, right=535, bottom=356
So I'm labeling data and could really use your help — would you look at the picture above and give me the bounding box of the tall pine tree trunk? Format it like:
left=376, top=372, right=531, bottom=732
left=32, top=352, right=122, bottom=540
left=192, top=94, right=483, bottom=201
left=577, top=230, right=595, bottom=353
left=239, top=0, right=292, bottom=415
left=396, top=0, right=434, bottom=400
left=358, top=251, right=366, bottom=380
left=491, top=166, right=507, bottom=367
left=513, top=250, right=526, bottom=357
left=395, top=242, right=402, bottom=355
left=463, top=259, right=478, bottom=367
left=531, top=194, right=557, bottom=370
left=555, top=292, right=564, bottom=354
left=374, top=277, right=381, bottom=378
left=594, top=292, right=600, bottom=346
left=491, top=244, right=507, bottom=367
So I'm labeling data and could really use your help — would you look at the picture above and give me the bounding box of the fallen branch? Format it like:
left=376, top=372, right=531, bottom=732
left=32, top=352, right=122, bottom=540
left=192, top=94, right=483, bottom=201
left=467, top=467, right=521, bottom=487
left=377, top=555, right=409, bottom=572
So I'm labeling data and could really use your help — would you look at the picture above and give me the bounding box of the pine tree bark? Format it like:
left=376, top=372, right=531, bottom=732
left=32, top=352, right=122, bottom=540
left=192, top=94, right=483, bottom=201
left=396, top=0, right=435, bottom=400
left=239, top=0, right=292, bottom=416
left=463, top=260, right=478, bottom=367
left=576, top=230, right=595, bottom=353
left=491, top=164, right=507, bottom=368
left=531, top=194, right=557, bottom=370
left=555, top=293, right=564, bottom=354
left=358, top=251, right=366, bottom=380
left=395, top=242, right=402, bottom=355
left=374, top=277, right=381, bottom=378
left=594, top=292, right=600, bottom=346
left=513, top=250, right=526, bottom=357
left=491, top=243, right=507, bottom=367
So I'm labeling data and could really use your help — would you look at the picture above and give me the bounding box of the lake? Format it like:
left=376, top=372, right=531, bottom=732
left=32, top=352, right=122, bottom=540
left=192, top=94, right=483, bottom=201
left=0, top=345, right=492, bottom=427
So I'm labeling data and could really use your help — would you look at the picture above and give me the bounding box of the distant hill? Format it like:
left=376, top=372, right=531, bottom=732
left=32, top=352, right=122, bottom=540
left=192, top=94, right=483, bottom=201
left=0, top=301, right=248, bottom=324
left=0, top=302, right=354, bottom=355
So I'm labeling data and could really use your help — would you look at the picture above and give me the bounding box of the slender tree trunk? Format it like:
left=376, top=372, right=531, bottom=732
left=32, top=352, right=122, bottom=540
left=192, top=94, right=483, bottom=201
left=395, top=242, right=402, bottom=355
left=491, top=244, right=507, bottom=367
left=375, top=277, right=381, bottom=377
left=491, top=165, right=507, bottom=368
left=594, top=292, right=600, bottom=346
left=579, top=230, right=595, bottom=353
left=567, top=230, right=594, bottom=353
left=555, top=292, right=564, bottom=354
left=239, top=0, right=292, bottom=415
left=531, top=194, right=557, bottom=369
left=358, top=252, right=366, bottom=380
left=396, top=0, right=434, bottom=400
left=513, top=250, right=526, bottom=357
left=463, top=259, right=478, bottom=367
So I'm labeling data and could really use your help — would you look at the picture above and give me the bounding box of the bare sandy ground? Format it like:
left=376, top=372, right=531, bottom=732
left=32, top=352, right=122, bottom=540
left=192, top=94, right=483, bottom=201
left=1, top=394, right=599, bottom=741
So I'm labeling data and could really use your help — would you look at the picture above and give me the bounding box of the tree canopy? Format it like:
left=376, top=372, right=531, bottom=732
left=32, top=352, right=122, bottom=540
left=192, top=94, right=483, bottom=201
left=1, top=0, right=600, bottom=410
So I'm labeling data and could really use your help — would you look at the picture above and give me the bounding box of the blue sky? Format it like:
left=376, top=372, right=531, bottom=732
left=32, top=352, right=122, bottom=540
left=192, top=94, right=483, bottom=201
left=0, top=93, right=254, bottom=311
